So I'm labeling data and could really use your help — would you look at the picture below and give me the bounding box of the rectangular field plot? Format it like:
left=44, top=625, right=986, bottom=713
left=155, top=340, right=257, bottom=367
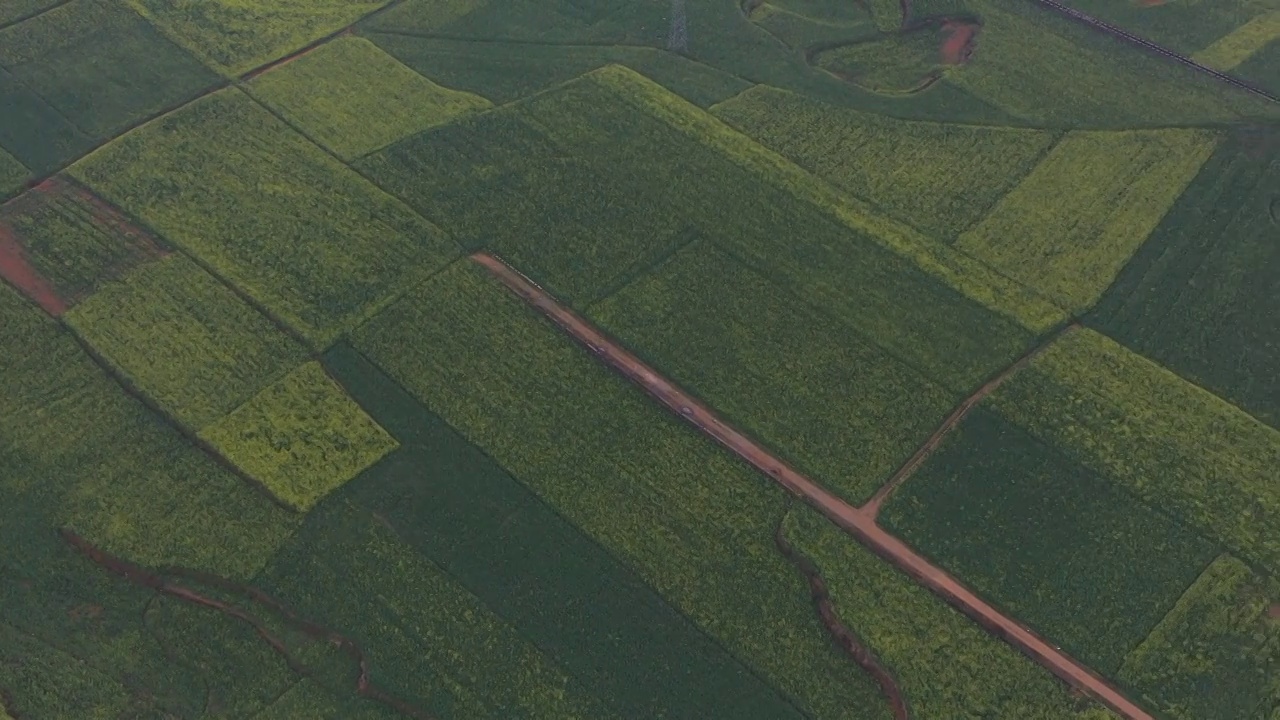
left=324, top=343, right=810, bottom=719
left=880, top=409, right=1219, bottom=673
left=350, top=260, right=895, bottom=720
left=128, top=0, right=391, bottom=76
left=64, top=255, right=307, bottom=431
left=0, top=282, right=298, bottom=579
left=0, top=66, right=93, bottom=174
left=1090, top=130, right=1280, bottom=430
left=359, top=65, right=1047, bottom=390
left=256, top=500, right=613, bottom=719
left=710, top=85, right=1061, bottom=241
left=0, top=0, right=219, bottom=141
left=0, top=178, right=167, bottom=306
left=590, top=243, right=956, bottom=504
left=199, top=361, right=398, bottom=512
left=246, top=36, right=491, bottom=160
left=988, top=329, right=1280, bottom=577
left=783, top=506, right=1124, bottom=718
left=1118, top=554, right=1280, bottom=720
left=70, top=88, right=459, bottom=347
left=957, top=129, right=1218, bottom=314
left=945, top=0, right=1280, bottom=126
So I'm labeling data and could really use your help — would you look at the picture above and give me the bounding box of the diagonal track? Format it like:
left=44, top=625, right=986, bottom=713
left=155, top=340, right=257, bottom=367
left=472, top=251, right=1154, bottom=720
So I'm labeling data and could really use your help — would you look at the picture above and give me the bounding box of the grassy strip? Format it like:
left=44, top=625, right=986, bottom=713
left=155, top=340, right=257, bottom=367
left=1194, top=11, right=1280, bottom=70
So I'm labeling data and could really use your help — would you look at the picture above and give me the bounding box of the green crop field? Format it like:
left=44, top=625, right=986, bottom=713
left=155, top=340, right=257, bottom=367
left=590, top=242, right=956, bottom=504
left=351, top=261, right=897, bottom=719
left=1194, top=12, right=1280, bottom=71
left=881, top=409, right=1220, bottom=673
left=1236, top=37, right=1280, bottom=91
left=128, top=0, right=392, bottom=76
left=199, top=361, right=398, bottom=512
left=989, top=329, right=1280, bottom=576
left=0, top=147, right=27, bottom=199
left=323, top=343, right=814, bottom=718
left=70, top=88, right=460, bottom=347
left=0, top=179, right=168, bottom=305
left=1090, top=129, right=1280, bottom=430
left=246, top=36, right=491, bottom=160
left=0, top=66, right=94, bottom=175
left=711, top=85, right=1061, bottom=241
left=956, top=128, right=1219, bottom=313
left=64, top=254, right=307, bottom=430
left=784, top=506, right=1122, bottom=718
left=0, top=0, right=218, bottom=140
left=1118, top=554, right=1280, bottom=719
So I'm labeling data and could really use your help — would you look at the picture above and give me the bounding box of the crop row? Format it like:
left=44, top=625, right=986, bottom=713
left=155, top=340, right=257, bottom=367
left=246, top=36, right=492, bottom=161
left=1089, top=130, right=1280, bottom=429
left=588, top=241, right=957, bottom=504
left=988, top=328, right=1280, bottom=575
left=710, top=84, right=1061, bottom=242
left=957, top=128, right=1218, bottom=314
left=323, top=343, right=805, bottom=719
left=350, top=260, right=894, bottom=719
left=881, top=408, right=1220, bottom=672
left=70, top=87, right=460, bottom=348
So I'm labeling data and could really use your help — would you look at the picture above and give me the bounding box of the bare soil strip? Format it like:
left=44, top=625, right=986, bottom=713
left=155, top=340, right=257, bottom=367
left=60, top=529, right=434, bottom=720
left=775, top=514, right=911, bottom=719
left=0, top=223, right=65, bottom=315
left=861, top=321, right=1080, bottom=518
left=1031, top=0, right=1279, bottom=102
left=472, top=251, right=1155, bottom=720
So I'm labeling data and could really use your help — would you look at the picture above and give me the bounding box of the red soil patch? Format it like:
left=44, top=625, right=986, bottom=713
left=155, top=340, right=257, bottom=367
left=940, top=21, right=980, bottom=65
left=0, top=223, right=66, bottom=315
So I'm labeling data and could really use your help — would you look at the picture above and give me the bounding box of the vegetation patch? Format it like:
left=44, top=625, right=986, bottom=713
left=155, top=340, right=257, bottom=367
left=351, top=261, right=894, bottom=720
left=881, top=409, right=1220, bottom=673
left=0, top=178, right=167, bottom=305
left=128, top=0, right=392, bottom=76
left=0, top=66, right=93, bottom=174
left=1089, top=129, right=1280, bottom=429
left=989, top=328, right=1280, bottom=576
left=811, top=26, right=954, bottom=93
left=0, top=282, right=299, bottom=579
left=1118, top=554, right=1280, bottom=720
left=200, top=361, right=398, bottom=512
left=246, top=36, right=491, bottom=160
left=784, top=506, right=1123, bottom=718
left=1193, top=11, right=1280, bottom=70
left=590, top=243, right=956, bottom=504
left=0, top=0, right=62, bottom=26
left=64, top=255, right=308, bottom=431
left=256, top=680, right=400, bottom=720
left=0, top=147, right=27, bottom=199
left=70, top=88, right=459, bottom=347
left=0, top=0, right=218, bottom=140
left=711, top=85, right=1060, bottom=240
left=957, top=128, right=1218, bottom=313
left=1061, top=0, right=1277, bottom=65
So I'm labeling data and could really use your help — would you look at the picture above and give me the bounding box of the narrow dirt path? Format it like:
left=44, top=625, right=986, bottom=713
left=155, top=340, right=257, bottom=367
left=775, top=514, right=911, bottom=719
left=472, top=251, right=1154, bottom=720
left=861, top=320, right=1079, bottom=518
left=60, top=529, right=434, bottom=720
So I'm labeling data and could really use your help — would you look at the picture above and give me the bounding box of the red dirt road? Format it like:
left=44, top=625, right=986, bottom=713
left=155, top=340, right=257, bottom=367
left=473, top=252, right=1155, bottom=720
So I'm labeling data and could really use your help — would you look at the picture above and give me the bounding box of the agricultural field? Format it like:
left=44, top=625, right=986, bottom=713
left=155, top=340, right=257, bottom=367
left=199, top=361, right=399, bottom=512
left=880, top=409, right=1220, bottom=673
left=589, top=242, right=957, bottom=504
left=128, top=0, right=393, bottom=76
left=1193, top=12, right=1280, bottom=71
left=711, top=84, right=1061, bottom=240
left=1090, top=129, right=1280, bottom=429
left=70, top=88, right=460, bottom=347
left=1117, top=554, right=1280, bottom=720
left=245, top=36, right=492, bottom=160
left=956, top=128, right=1219, bottom=313
left=0, top=66, right=94, bottom=175
left=987, top=329, right=1280, bottom=576
left=784, top=505, right=1122, bottom=718
left=0, top=148, right=27, bottom=199
left=0, top=0, right=218, bottom=141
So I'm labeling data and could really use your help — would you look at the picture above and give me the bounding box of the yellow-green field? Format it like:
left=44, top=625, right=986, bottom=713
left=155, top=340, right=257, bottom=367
left=1193, top=11, right=1280, bottom=70
left=957, top=129, right=1218, bottom=313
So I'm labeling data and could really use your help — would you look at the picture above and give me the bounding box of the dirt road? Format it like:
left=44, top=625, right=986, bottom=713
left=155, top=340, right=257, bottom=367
left=473, top=251, right=1154, bottom=720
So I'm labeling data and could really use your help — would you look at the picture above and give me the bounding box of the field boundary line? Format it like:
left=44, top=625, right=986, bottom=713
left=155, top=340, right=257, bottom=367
left=472, top=250, right=1153, bottom=720
left=1029, top=0, right=1280, bottom=103
left=861, top=320, right=1080, bottom=518
left=0, top=0, right=72, bottom=33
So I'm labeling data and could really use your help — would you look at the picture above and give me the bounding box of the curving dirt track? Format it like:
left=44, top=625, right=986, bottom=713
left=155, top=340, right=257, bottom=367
left=775, top=516, right=911, bottom=719
left=473, top=251, right=1155, bottom=720
left=861, top=320, right=1080, bottom=518
left=60, top=529, right=433, bottom=720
